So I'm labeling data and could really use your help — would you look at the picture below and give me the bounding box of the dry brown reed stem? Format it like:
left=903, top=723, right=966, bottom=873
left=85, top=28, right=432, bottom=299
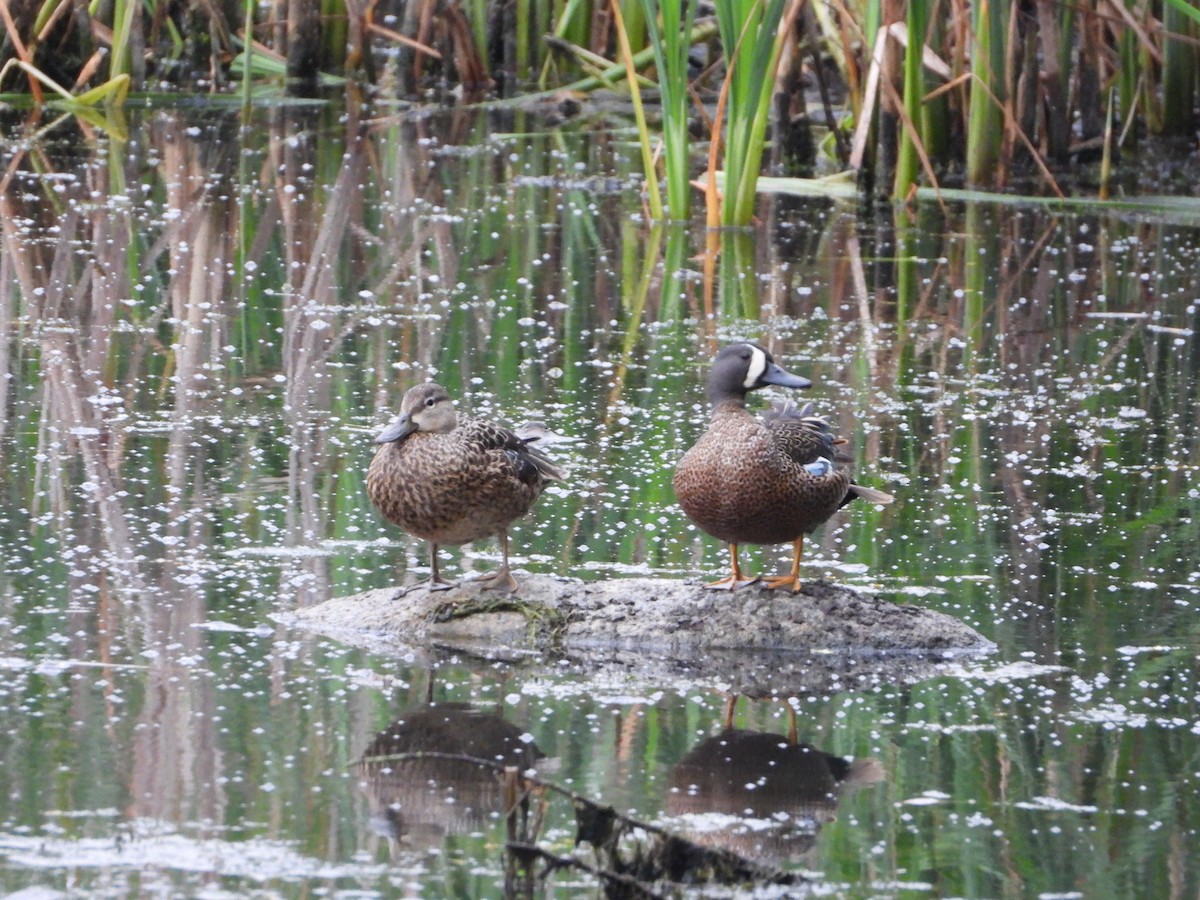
left=1103, top=0, right=1162, bottom=65
left=368, top=22, right=440, bottom=56
left=969, top=71, right=1064, bottom=198
left=0, top=0, right=43, bottom=101
left=36, top=0, right=73, bottom=43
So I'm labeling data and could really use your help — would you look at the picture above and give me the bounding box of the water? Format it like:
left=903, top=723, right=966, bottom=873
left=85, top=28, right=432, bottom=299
left=1, top=102, right=1199, bottom=897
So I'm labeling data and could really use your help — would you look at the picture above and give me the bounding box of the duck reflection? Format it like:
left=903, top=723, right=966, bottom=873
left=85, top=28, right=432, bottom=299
left=666, top=712, right=882, bottom=864
left=359, top=703, right=544, bottom=850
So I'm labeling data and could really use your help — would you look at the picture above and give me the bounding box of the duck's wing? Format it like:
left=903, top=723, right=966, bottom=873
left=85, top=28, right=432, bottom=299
left=767, top=402, right=894, bottom=506
left=461, top=419, right=564, bottom=484
left=762, top=400, right=838, bottom=465
left=513, top=421, right=566, bottom=482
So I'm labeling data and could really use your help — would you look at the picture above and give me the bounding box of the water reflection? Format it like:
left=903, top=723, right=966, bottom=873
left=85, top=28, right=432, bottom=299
left=359, top=701, right=544, bottom=852
left=666, top=705, right=882, bottom=865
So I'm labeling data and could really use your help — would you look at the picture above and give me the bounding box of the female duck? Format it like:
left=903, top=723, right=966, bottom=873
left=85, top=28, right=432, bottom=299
left=367, top=383, right=562, bottom=593
left=673, top=342, right=892, bottom=593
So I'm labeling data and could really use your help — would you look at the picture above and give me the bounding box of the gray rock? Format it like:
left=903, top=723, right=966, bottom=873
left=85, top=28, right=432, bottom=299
left=282, top=575, right=993, bottom=695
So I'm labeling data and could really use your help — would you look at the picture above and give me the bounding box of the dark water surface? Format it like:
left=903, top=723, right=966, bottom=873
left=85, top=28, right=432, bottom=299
left=1, top=103, right=1199, bottom=897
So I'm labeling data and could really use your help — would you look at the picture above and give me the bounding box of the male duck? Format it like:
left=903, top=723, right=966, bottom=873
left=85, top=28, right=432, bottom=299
left=673, top=342, right=893, bottom=593
left=367, top=383, right=562, bottom=593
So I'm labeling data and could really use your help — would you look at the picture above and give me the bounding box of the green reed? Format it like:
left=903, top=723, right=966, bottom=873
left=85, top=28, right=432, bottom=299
left=713, top=0, right=789, bottom=226
left=965, top=0, right=1006, bottom=187
left=921, top=11, right=949, bottom=168
left=107, top=0, right=137, bottom=80
left=1117, top=27, right=1138, bottom=142
left=612, top=0, right=663, bottom=221
left=892, top=0, right=926, bottom=199
left=637, top=0, right=696, bottom=221
left=1162, top=0, right=1197, bottom=136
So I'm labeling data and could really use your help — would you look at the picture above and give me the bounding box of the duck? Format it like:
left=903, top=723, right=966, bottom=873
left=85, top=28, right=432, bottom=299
left=673, top=342, right=893, bottom=593
left=367, top=382, right=562, bottom=593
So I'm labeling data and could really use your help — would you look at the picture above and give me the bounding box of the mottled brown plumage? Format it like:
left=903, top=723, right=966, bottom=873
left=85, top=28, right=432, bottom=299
left=367, top=383, right=562, bottom=593
left=673, top=343, right=893, bottom=593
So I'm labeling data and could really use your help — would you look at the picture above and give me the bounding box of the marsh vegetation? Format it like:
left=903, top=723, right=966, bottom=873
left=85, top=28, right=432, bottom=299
left=2, top=0, right=1198, bottom=223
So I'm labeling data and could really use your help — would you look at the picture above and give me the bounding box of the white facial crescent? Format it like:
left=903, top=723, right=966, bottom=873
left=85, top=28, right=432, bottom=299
left=742, top=345, right=767, bottom=389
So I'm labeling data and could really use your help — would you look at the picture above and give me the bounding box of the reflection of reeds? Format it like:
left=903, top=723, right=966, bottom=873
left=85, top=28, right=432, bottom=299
left=0, top=191, right=145, bottom=591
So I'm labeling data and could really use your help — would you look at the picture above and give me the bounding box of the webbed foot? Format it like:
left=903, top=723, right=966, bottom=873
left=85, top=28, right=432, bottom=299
left=761, top=574, right=802, bottom=593
left=389, top=577, right=455, bottom=600
left=472, top=568, right=518, bottom=592
left=703, top=574, right=761, bottom=591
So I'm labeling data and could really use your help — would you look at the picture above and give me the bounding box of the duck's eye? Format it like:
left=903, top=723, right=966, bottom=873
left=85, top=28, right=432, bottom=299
left=425, top=397, right=437, bottom=408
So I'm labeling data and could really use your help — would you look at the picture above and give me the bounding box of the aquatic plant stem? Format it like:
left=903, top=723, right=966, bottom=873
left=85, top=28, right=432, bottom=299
left=893, top=0, right=925, bottom=198
left=1161, top=0, right=1197, bottom=135
left=1100, top=87, right=1114, bottom=201
left=610, top=0, right=663, bottom=221
left=639, top=0, right=697, bottom=221
left=242, top=0, right=254, bottom=108
left=109, top=0, right=137, bottom=81
left=714, top=0, right=794, bottom=226
left=965, top=0, right=1005, bottom=186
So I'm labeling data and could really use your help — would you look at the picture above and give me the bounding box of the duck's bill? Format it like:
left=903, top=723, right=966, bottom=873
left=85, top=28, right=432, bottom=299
left=762, top=362, right=812, bottom=390
left=375, top=415, right=417, bottom=443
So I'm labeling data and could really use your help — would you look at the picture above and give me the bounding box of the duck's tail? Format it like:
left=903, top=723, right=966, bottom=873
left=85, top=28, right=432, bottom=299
left=847, top=483, right=894, bottom=504
left=515, top=422, right=566, bottom=482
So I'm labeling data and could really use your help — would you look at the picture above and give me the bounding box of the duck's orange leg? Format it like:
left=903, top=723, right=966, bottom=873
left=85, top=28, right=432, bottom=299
left=763, top=536, right=804, bottom=593
left=705, top=543, right=760, bottom=590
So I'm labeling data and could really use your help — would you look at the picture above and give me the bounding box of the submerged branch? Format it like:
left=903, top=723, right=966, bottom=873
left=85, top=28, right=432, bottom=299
left=358, top=749, right=803, bottom=892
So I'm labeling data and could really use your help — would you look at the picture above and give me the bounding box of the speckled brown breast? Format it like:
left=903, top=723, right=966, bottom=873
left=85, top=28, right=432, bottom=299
left=366, top=422, right=545, bottom=546
left=673, top=409, right=850, bottom=545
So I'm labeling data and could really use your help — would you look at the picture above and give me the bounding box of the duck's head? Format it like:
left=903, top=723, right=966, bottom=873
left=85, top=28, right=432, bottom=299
left=708, top=342, right=811, bottom=407
left=374, top=382, right=457, bottom=443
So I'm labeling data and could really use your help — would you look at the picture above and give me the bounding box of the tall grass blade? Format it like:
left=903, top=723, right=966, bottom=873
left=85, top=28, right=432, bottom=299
left=1163, top=0, right=1200, bottom=27
left=893, top=1, right=925, bottom=198
left=714, top=0, right=792, bottom=226
left=639, top=0, right=697, bottom=221
left=516, top=19, right=718, bottom=100
left=965, top=0, right=1006, bottom=186
left=1100, top=87, right=1114, bottom=201
left=1161, top=0, right=1196, bottom=135
left=516, top=0, right=531, bottom=76
left=321, top=0, right=349, bottom=70
left=539, top=0, right=591, bottom=85
left=610, top=0, right=663, bottom=222
left=109, top=0, right=137, bottom=79
left=231, top=45, right=348, bottom=84
left=1117, top=28, right=1138, bottom=144
left=0, top=59, right=129, bottom=106
left=242, top=0, right=255, bottom=108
